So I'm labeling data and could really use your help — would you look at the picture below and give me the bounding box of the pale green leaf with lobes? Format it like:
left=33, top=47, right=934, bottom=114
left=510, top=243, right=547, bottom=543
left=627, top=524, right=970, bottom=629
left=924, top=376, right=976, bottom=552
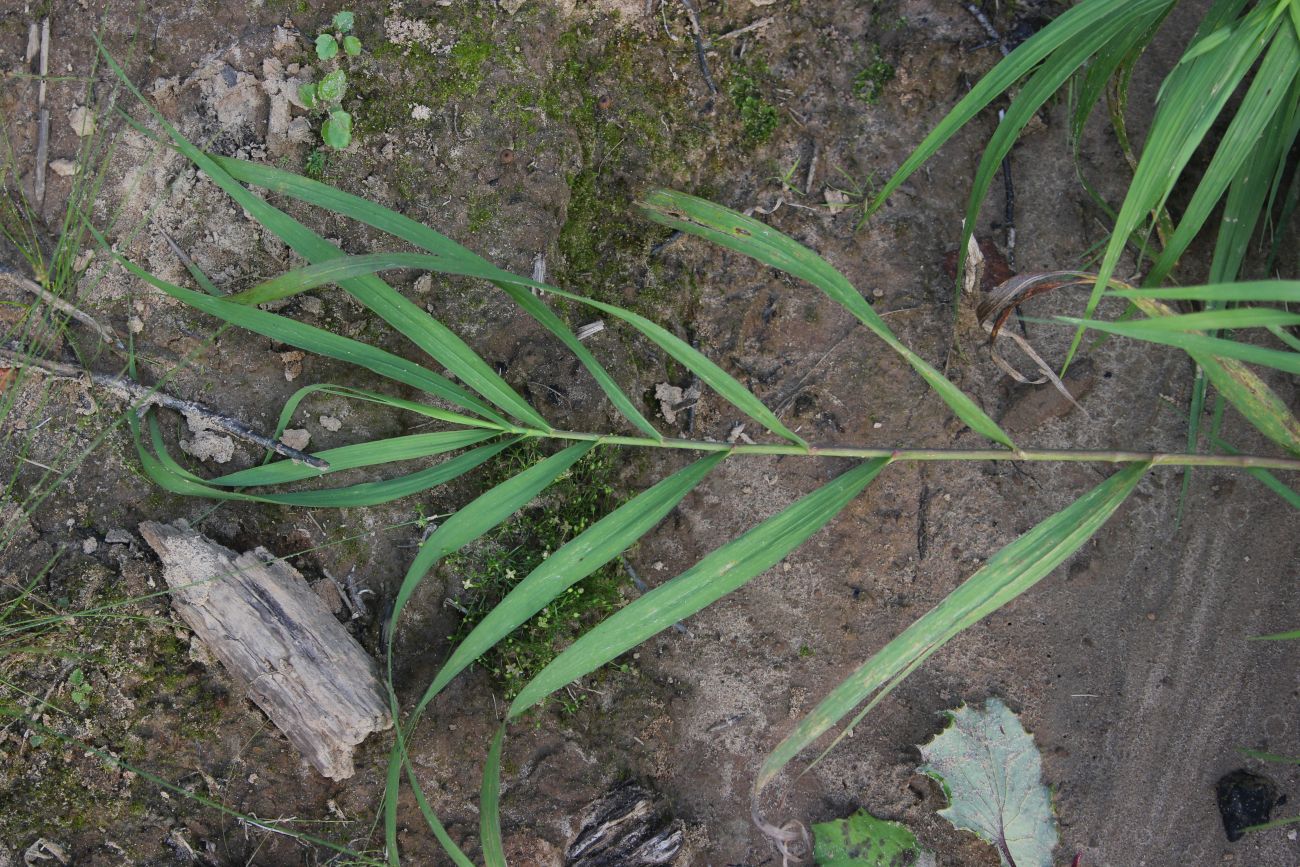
left=919, top=698, right=1057, bottom=867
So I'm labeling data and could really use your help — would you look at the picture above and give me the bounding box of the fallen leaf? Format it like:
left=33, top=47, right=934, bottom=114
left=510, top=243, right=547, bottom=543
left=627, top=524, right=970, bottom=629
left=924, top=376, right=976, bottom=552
left=918, top=698, right=1057, bottom=867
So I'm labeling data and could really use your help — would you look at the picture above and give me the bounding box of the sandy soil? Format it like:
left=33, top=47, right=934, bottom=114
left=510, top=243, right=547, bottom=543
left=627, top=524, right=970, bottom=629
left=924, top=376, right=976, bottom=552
left=0, top=0, right=1296, bottom=865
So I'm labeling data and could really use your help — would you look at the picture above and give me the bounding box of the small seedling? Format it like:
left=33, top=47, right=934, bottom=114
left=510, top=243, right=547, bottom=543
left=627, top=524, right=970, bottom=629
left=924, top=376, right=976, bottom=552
left=852, top=50, right=895, bottom=104
left=68, top=668, right=91, bottom=711
left=297, top=11, right=363, bottom=150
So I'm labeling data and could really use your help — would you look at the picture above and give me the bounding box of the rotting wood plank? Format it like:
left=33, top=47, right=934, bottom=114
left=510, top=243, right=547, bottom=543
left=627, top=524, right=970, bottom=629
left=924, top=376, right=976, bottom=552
left=139, top=520, right=390, bottom=780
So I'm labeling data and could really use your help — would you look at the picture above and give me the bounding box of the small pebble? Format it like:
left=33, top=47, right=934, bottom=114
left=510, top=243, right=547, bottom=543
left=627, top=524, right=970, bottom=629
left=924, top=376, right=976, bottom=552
left=81, top=538, right=98, bottom=555
left=127, top=316, right=144, bottom=334
left=280, top=428, right=311, bottom=451
left=872, top=421, right=883, bottom=429
left=104, top=529, right=133, bottom=545
left=319, top=415, right=342, bottom=432
left=1146, top=612, right=1156, bottom=621
left=49, top=158, right=78, bottom=177
left=68, top=105, right=95, bottom=137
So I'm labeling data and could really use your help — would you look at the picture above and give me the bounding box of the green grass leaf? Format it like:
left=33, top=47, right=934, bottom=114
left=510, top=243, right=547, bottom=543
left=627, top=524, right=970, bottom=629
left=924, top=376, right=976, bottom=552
left=205, top=429, right=496, bottom=488
left=387, top=442, right=596, bottom=643
left=414, top=452, right=726, bottom=714
left=232, top=250, right=804, bottom=446
left=865, top=0, right=1175, bottom=219
left=94, top=51, right=549, bottom=428
left=1051, top=316, right=1300, bottom=374
left=1068, top=3, right=1281, bottom=367
left=508, top=457, right=890, bottom=717
left=1107, top=281, right=1300, bottom=303
left=114, top=254, right=506, bottom=423
left=133, top=413, right=515, bottom=508
left=211, top=156, right=661, bottom=439
left=481, top=725, right=508, bottom=867
left=639, top=190, right=1012, bottom=447
left=755, top=463, right=1147, bottom=798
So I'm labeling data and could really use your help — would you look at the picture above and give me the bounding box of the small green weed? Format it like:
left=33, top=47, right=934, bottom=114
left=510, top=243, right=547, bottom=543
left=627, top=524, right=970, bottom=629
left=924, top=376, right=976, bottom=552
left=728, top=69, right=780, bottom=144
left=298, top=11, right=363, bottom=149
left=446, top=444, right=627, bottom=699
left=852, top=50, right=895, bottom=104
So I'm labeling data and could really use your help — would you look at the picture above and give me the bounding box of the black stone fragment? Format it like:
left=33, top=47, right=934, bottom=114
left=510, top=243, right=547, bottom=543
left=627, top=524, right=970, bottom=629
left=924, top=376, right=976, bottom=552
left=1216, top=769, right=1285, bottom=842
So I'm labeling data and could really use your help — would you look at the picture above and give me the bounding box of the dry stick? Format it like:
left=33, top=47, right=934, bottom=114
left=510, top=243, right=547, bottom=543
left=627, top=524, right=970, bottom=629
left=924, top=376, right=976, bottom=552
left=0, top=263, right=123, bottom=348
left=678, top=0, right=718, bottom=94
left=717, top=16, right=775, bottom=41
left=33, top=18, right=50, bottom=210
left=0, top=348, right=329, bottom=469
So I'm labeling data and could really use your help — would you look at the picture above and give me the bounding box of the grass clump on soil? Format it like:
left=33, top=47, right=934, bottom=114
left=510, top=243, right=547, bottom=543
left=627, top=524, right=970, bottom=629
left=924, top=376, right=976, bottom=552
left=446, top=443, right=626, bottom=700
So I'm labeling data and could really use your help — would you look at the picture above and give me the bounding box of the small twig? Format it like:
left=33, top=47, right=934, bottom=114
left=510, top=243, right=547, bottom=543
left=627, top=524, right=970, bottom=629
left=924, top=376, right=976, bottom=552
left=678, top=0, right=718, bottom=94
left=0, top=262, right=124, bottom=349
left=964, top=3, right=1011, bottom=57
left=804, top=140, right=819, bottom=196
left=33, top=18, right=50, bottom=209
left=717, top=16, right=774, bottom=41
left=0, top=348, right=329, bottom=469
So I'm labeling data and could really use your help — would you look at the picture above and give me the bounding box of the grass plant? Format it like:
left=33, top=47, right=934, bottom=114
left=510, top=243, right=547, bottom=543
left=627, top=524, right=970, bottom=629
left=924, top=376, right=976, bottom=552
left=53, top=2, right=1300, bottom=859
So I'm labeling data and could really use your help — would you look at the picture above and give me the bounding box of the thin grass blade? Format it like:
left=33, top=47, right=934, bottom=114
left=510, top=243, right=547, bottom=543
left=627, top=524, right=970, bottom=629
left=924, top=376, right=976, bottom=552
left=508, top=457, right=890, bottom=717
left=115, top=253, right=506, bottom=423
left=134, top=413, right=515, bottom=507
left=481, top=726, right=508, bottom=867
left=98, top=45, right=547, bottom=428
left=754, top=463, right=1147, bottom=800
left=213, top=155, right=661, bottom=439
left=863, top=0, right=1175, bottom=219
left=416, top=452, right=726, bottom=714
left=1066, top=5, right=1281, bottom=368
left=386, top=442, right=596, bottom=644
left=1051, top=316, right=1300, bottom=374
left=206, top=430, right=496, bottom=488
left=234, top=250, right=806, bottom=446
left=639, top=191, right=1013, bottom=447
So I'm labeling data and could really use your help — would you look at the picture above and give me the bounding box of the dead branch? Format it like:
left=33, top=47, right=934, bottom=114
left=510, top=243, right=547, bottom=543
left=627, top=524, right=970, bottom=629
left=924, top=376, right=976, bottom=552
left=0, top=347, right=329, bottom=469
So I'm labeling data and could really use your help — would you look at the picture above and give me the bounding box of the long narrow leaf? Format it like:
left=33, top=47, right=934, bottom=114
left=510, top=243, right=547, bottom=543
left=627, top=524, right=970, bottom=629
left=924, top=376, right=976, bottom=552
left=99, top=44, right=548, bottom=428
left=639, top=191, right=1013, bottom=448
left=213, top=156, right=662, bottom=439
left=1052, top=316, right=1300, bottom=374
left=416, top=452, right=726, bottom=714
left=206, top=429, right=496, bottom=488
left=134, top=413, right=515, bottom=507
left=481, top=726, right=508, bottom=867
left=234, top=251, right=807, bottom=446
left=864, top=0, right=1175, bottom=218
left=508, top=457, right=890, bottom=716
left=754, top=463, right=1148, bottom=799
left=386, top=442, right=596, bottom=642
left=1108, top=282, right=1300, bottom=303
left=116, top=253, right=507, bottom=423
left=1146, top=23, right=1300, bottom=285
left=1068, top=4, right=1281, bottom=367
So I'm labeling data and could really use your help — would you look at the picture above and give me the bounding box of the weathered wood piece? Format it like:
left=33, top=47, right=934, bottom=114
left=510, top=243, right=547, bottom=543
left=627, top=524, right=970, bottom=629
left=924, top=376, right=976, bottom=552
left=139, top=520, right=390, bottom=780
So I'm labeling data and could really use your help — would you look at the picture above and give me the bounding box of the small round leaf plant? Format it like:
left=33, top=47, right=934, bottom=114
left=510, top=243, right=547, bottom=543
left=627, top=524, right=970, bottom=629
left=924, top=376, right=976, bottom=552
left=298, top=11, right=361, bottom=150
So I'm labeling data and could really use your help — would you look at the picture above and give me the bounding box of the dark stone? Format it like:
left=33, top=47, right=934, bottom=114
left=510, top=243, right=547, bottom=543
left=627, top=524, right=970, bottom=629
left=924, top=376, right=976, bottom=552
left=1216, top=769, right=1285, bottom=842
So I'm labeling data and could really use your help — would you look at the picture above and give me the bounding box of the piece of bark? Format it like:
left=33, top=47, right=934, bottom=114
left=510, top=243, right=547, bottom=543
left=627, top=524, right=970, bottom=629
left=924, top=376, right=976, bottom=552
left=138, top=520, right=390, bottom=780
